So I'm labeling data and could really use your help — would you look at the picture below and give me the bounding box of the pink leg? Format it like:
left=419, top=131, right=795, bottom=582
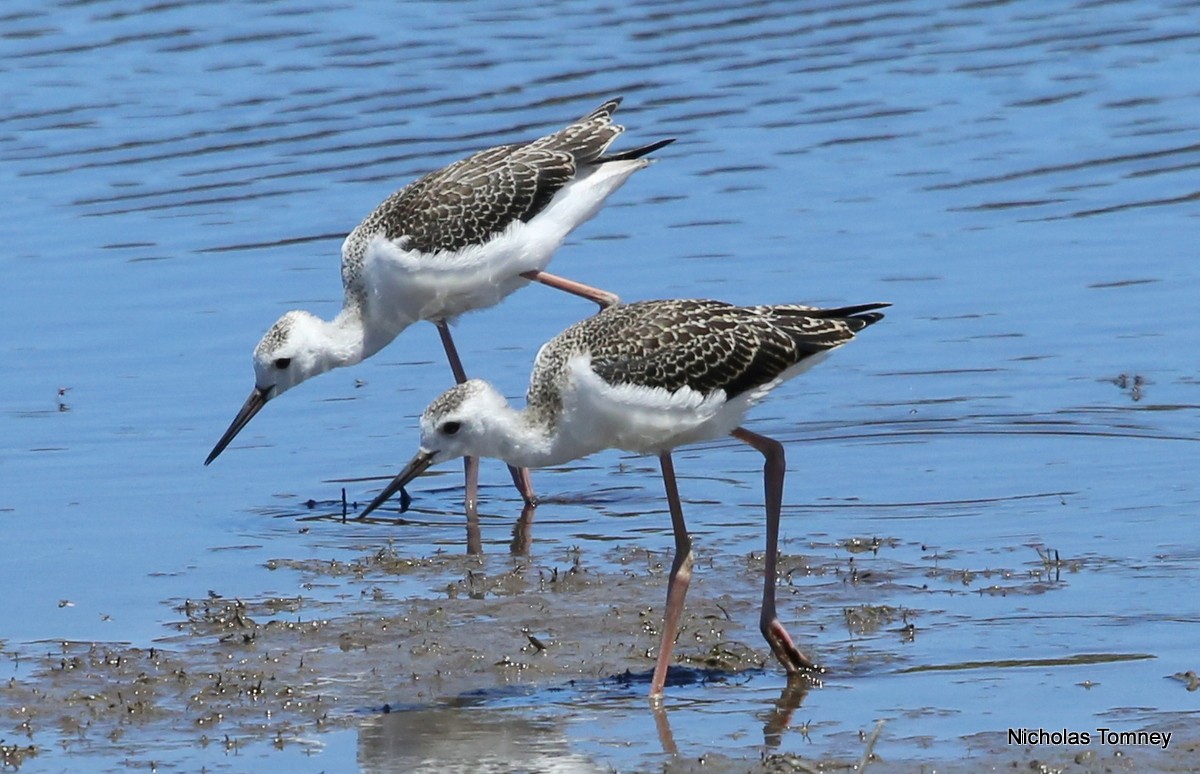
left=520, top=269, right=619, bottom=310
left=461, top=455, right=480, bottom=520
left=649, top=452, right=694, bottom=700
left=435, top=321, right=536, bottom=508
left=508, top=465, right=538, bottom=507
left=464, top=486, right=482, bottom=556
left=434, top=320, right=470, bottom=384
left=730, top=427, right=820, bottom=675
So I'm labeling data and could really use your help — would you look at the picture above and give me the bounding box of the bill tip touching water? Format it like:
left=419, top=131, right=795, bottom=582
left=359, top=298, right=888, bottom=697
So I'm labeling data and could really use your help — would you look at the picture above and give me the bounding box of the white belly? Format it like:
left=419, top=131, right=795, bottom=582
left=547, top=351, right=831, bottom=462
left=359, top=158, right=650, bottom=325
left=552, top=359, right=741, bottom=459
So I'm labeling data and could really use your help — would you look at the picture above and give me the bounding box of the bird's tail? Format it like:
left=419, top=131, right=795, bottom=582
left=600, top=137, right=675, bottom=162
left=770, top=302, right=890, bottom=331
left=816, top=302, right=890, bottom=329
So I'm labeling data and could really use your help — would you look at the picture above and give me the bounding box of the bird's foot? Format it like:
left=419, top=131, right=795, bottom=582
left=763, top=617, right=823, bottom=678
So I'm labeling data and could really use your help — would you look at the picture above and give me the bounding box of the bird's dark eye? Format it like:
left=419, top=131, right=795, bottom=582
left=273, top=357, right=292, bottom=370
left=441, top=421, right=461, bottom=435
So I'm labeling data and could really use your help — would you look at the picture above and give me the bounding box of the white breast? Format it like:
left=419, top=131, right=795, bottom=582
left=548, top=348, right=835, bottom=460
left=551, top=355, right=739, bottom=457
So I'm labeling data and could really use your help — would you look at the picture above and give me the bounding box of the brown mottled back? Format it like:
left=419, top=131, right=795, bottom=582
left=527, top=299, right=888, bottom=419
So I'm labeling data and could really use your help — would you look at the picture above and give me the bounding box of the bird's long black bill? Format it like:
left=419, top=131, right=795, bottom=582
left=205, top=387, right=270, bottom=465
left=360, top=451, right=436, bottom=518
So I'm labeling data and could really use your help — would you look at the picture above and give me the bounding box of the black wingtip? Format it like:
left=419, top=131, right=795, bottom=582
left=600, top=137, right=675, bottom=162
left=399, top=487, right=413, bottom=514
left=584, top=96, right=624, bottom=121
left=839, top=303, right=890, bottom=330
left=780, top=302, right=889, bottom=331
left=603, top=95, right=624, bottom=112
left=814, top=302, right=890, bottom=322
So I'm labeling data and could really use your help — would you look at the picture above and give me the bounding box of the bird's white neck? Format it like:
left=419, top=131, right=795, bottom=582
left=467, top=404, right=566, bottom=469
left=335, top=298, right=412, bottom=362
left=312, top=307, right=371, bottom=369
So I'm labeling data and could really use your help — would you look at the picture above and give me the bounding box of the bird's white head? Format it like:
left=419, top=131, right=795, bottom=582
left=205, top=309, right=355, bottom=465
left=416, top=379, right=511, bottom=464
left=253, top=309, right=351, bottom=399
left=357, top=380, right=513, bottom=517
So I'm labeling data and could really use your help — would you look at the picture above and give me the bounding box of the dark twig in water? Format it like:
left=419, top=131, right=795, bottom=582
left=523, top=628, right=548, bottom=652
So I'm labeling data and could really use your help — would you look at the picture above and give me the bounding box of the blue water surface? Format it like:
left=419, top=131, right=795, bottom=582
left=2, top=0, right=1199, bottom=771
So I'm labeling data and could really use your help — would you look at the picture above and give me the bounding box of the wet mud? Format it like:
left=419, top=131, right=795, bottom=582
left=4, top=536, right=1196, bottom=771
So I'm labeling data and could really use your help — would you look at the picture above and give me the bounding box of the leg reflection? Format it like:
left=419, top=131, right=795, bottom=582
left=650, top=702, right=678, bottom=756
left=762, top=677, right=812, bottom=748
left=510, top=502, right=536, bottom=555
left=650, top=676, right=814, bottom=758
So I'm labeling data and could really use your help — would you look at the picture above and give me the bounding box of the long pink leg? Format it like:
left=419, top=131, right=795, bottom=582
left=464, top=500, right=482, bottom=556
left=520, top=270, right=620, bottom=310
left=435, top=321, right=536, bottom=508
left=508, top=466, right=537, bottom=506
left=730, top=427, right=820, bottom=675
left=434, top=320, right=470, bottom=385
left=649, top=451, right=694, bottom=700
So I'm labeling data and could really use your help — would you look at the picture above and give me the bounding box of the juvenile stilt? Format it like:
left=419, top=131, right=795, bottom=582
left=358, top=298, right=887, bottom=698
left=205, top=97, right=671, bottom=473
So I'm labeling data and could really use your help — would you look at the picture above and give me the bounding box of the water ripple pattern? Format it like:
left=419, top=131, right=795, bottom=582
left=2, top=1, right=1198, bottom=772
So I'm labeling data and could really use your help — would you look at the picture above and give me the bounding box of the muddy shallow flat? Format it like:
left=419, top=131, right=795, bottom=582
left=4, top=0, right=1200, bottom=771
left=4, top=533, right=1198, bottom=772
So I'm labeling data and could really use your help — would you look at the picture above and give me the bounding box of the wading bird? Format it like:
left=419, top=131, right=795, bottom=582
left=359, top=298, right=887, bottom=697
left=205, top=98, right=672, bottom=514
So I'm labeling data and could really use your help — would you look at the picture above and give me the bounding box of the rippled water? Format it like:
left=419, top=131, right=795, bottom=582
left=3, top=0, right=1199, bottom=771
